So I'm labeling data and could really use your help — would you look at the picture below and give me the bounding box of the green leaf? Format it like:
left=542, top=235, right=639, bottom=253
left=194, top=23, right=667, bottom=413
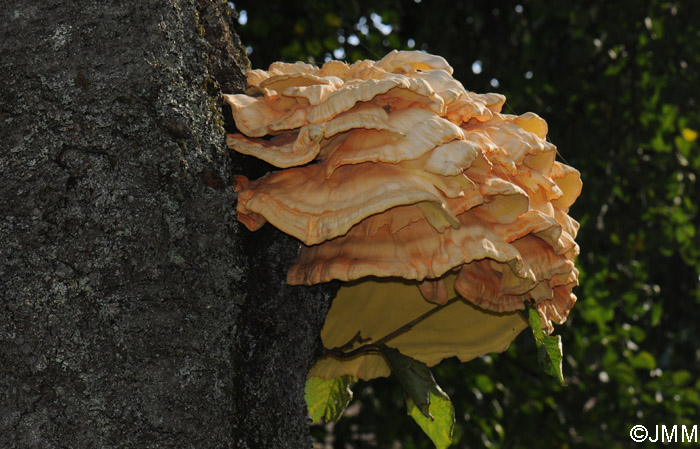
left=407, top=389, right=455, bottom=449
left=672, top=370, right=692, bottom=387
left=381, top=345, right=434, bottom=417
left=305, top=375, right=355, bottom=424
left=611, top=361, right=636, bottom=385
left=381, top=346, right=455, bottom=448
left=528, top=307, right=565, bottom=384
left=629, top=351, right=656, bottom=370
left=539, top=335, right=564, bottom=383
left=474, top=374, right=495, bottom=394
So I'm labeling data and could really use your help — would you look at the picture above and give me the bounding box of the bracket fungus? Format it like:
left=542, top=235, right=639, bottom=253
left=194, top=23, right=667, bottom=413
left=227, top=50, right=582, bottom=381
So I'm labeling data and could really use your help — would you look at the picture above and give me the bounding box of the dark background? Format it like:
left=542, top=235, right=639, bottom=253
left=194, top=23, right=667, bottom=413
left=232, top=1, right=700, bottom=447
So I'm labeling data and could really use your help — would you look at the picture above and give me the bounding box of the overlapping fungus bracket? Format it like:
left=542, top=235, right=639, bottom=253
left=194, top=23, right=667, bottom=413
left=226, top=50, right=582, bottom=334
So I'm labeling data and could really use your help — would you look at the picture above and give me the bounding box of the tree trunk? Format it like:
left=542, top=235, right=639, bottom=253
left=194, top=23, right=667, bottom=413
left=0, top=1, right=333, bottom=448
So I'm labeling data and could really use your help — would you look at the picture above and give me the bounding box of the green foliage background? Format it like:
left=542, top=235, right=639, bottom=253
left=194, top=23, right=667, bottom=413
left=232, top=1, right=700, bottom=447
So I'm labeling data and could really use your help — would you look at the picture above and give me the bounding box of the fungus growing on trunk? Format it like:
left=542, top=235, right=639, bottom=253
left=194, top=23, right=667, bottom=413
left=227, top=50, right=582, bottom=380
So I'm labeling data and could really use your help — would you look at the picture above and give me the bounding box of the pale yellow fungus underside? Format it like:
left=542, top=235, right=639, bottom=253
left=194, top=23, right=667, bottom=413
left=308, top=275, right=528, bottom=380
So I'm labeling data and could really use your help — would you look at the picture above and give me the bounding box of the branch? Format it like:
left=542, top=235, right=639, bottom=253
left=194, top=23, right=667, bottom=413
left=324, top=295, right=462, bottom=360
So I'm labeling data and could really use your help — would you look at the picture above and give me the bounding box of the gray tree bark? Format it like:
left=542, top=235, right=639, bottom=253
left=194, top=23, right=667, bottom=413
left=0, top=1, right=334, bottom=448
